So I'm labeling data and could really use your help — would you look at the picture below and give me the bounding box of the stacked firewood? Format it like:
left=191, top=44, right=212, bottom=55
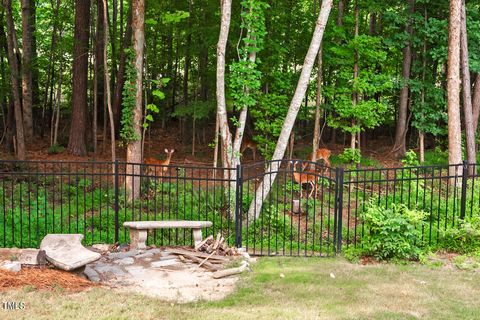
left=194, top=233, right=239, bottom=256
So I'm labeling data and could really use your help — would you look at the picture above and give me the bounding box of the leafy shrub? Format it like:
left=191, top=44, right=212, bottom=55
left=350, top=199, right=427, bottom=261
left=440, top=216, right=480, bottom=254
left=402, top=150, right=420, bottom=167
left=47, top=144, right=65, bottom=154
left=338, top=148, right=361, bottom=165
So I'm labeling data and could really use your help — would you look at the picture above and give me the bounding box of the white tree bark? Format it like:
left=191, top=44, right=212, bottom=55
left=216, top=0, right=233, bottom=170
left=447, top=0, right=463, bottom=175
left=247, top=0, right=333, bottom=222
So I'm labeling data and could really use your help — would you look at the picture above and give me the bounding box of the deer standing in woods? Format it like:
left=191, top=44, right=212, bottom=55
left=292, top=161, right=319, bottom=198
left=306, top=148, right=331, bottom=167
left=144, top=149, right=175, bottom=179
left=241, top=137, right=258, bottom=162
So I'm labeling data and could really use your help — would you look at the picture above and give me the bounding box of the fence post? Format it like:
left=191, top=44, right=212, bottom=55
left=460, top=160, right=468, bottom=220
left=333, top=167, right=344, bottom=254
left=234, top=165, right=243, bottom=248
left=114, top=160, right=119, bottom=243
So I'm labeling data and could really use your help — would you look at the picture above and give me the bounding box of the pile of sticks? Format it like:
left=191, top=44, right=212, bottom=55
left=165, top=233, right=248, bottom=278
left=194, top=233, right=238, bottom=256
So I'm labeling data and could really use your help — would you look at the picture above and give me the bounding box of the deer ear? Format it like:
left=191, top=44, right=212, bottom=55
left=164, top=149, right=168, bottom=153
left=171, top=149, right=175, bottom=153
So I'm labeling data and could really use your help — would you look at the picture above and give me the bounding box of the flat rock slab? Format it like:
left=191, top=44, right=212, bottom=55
left=0, top=248, right=46, bottom=265
left=123, top=220, right=212, bottom=229
left=40, top=234, right=101, bottom=271
left=115, top=257, right=135, bottom=265
left=151, top=259, right=180, bottom=268
left=0, top=261, right=22, bottom=272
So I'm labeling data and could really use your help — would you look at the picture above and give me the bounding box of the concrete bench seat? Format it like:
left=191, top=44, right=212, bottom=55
left=123, top=220, right=213, bottom=250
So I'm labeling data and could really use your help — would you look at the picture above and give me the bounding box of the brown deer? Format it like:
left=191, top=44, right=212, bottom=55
left=292, top=161, right=319, bottom=198
left=241, top=137, right=258, bottom=162
left=303, top=148, right=331, bottom=171
left=144, top=149, right=175, bottom=178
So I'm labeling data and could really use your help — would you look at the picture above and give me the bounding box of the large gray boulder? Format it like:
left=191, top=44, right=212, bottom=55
left=40, top=234, right=101, bottom=271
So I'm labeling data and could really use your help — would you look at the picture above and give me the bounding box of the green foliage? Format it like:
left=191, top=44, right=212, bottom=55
left=338, top=148, right=361, bottom=165
left=351, top=199, right=427, bottom=261
left=120, top=49, right=140, bottom=144
left=440, top=216, right=480, bottom=254
left=47, top=144, right=65, bottom=154
left=402, top=150, right=420, bottom=167
left=250, top=93, right=289, bottom=158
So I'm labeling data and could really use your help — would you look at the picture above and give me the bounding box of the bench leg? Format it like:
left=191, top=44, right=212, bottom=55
left=192, top=229, right=203, bottom=247
left=129, top=229, right=147, bottom=250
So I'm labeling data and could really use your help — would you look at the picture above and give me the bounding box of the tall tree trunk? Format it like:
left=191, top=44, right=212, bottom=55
left=95, top=0, right=105, bottom=140
left=312, top=43, right=323, bottom=162
left=392, top=0, right=415, bottom=158
left=447, top=0, right=463, bottom=173
left=29, top=0, right=39, bottom=108
left=351, top=0, right=359, bottom=150
left=112, top=1, right=132, bottom=135
left=21, top=0, right=34, bottom=138
left=460, top=0, right=475, bottom=169
left=126, top=0, right=144, bottom=200
left=216, top=0, right=233, bottom=170
left=473, top=74, right=480, bottom=132
left=4, top=0, right=26, bottom=159
left=419, top=7, right=427, bottom=164
left=103, top=0, right=115, bottom=165
left=68, top=0, right=91, bottom=156
left=247, top=0, right=333, bottom=222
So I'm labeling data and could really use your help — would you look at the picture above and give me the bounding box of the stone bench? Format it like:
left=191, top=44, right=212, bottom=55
left=123, top=220, right=213, bottom=250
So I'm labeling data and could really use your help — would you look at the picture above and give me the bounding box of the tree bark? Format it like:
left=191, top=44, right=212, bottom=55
left=312, top=43, right=323, bottom=162
left=247, top=0, right=333, bottom=222
left=392, top=0, right=415, bottom=158
left=20, top=0, right=34, bottom=138
left=95, top=0, right=105, bottom=145
left=126, top=0, right=144, bottom=200
left=473, top=74, right=480, bottom=132
left=216, top=0, right=233, bottom=170
left=103, top=0, right=115, bottom=165
left=447, top=0, right=463, bottom=173
left=460, top=0, right=475, bottom=169
left=4, top=0, right=26, bottom=159
left=68, top=0, right=91, bottom=156
left=351, top=0, right=359, bottom=150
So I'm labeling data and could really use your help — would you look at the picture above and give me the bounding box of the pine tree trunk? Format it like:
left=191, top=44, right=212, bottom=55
left=21, top=0, right=34, bottom=138
left=351, top=0, right=359, bottom=151
left=247, top=0, right=333, bottom=222
left=126, top=0, right=144, bottom=200
left=103, top=0, right=115, bottom=165
left=312, top=43, right=323, bottom=162
left=392, top=0, right=415, bottom=158
left=4, top=0, right=26, bottom=159
left=68, top=0, right=91, bottom=156
left=447, top=0, right=463, bottom=174
left=95, top=0, right=105, bottom=139
left=473, top=74, right=480, bottom=132
left=460, top=0, right=475, bottom=170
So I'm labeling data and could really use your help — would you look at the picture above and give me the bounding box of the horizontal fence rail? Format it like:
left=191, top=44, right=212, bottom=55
left=0, top=159, right=478, bottom=257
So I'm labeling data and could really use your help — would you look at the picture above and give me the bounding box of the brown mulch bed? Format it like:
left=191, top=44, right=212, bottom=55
left=0, top=267, right=95, bottom=292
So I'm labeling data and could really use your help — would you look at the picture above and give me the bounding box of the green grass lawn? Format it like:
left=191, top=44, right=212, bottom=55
left=1, top=257, right=479, bottom=320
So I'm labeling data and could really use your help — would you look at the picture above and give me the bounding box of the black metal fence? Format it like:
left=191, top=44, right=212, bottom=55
left=0, top=159, right=478, bottom=257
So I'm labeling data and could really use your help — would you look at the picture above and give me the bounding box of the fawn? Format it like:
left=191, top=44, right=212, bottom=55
left=144, top=149, right=175, bottom=178
left=241, top=137, right=258, bottom=162
left=292, top=161, right=319, bottom=198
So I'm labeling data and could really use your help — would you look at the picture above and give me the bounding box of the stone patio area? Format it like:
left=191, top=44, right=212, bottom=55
left=83, top=247, right=243, bottom=303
